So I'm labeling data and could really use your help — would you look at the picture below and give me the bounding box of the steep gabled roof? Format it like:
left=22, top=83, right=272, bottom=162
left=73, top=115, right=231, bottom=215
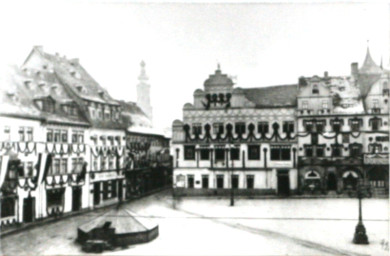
left=243, top=84, right=298, bottom=108
left=356, top=73, right=382, bottom=98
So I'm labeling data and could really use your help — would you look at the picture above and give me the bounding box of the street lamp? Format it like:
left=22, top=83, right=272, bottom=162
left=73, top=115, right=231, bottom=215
left=351, top=179, right=369, bottom=244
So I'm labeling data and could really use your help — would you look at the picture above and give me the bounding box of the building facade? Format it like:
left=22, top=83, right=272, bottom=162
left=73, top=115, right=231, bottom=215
left=172, top=49, right=389, bottom=197
left=171, top=66, right=299, bottom=196
left=0, top=46, right=171, bottom=228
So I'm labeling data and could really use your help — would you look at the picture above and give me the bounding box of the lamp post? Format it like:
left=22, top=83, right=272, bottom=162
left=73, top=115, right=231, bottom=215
left=351, top=179, right=369, bottom=244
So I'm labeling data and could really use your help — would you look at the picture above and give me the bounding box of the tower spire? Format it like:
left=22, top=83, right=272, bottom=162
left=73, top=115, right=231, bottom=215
left=138, top=60, right=149, bottom=81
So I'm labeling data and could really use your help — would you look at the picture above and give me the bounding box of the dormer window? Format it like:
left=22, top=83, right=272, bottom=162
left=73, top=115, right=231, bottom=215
left=38, top=97, right=55, bottom=113
left=312, top=84, right=319, bottom=94
left=76, top=85, right=83, bottom=92
left=98, top=91, right=105, bottom=99
left=383, top=81, right=389, bottom=95
left=24, top=80, right=32, bottom=88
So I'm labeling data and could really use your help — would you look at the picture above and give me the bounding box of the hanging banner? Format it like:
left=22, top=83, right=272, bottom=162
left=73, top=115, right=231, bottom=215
left=0, top=155, right=10, bottom=188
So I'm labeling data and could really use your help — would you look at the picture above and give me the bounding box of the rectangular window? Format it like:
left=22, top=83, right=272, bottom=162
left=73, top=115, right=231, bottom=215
left=26, top=162, right=33, bottom=177
left=304, top=121, right=313, bottom=133
left=246, top=175, right=254, bottom=189
left=78, top=133, right=84, bottom=143
left=78, top=158, right=84, bottom=172
left=202, top=175, right=209, bottom=189
left=282, top=122, right=294, bottom=133
left=305, top=146, right=313, bottom=157
left=215, top=149, right=225, bottom=161
left=184, top=146, right=196, bottom=160
left=192, top=123, right=202, bottom=135
left=200, top=149, right=210, bottom=160
left=316, top=147, right=324, bottom=157
left=371, top=119, right=381, bottom=131
left=54, top=130, right=61, bottom=143
left=350, top=145, right=362, bottom=157
left=350, top=119, right=362, bottom=132
left=61, top=159, right=67, bottom=174
left=213, top=123, right=224, bottom=135
left=53, top=159, right=60, bottom=175
left=62, top=131, right=68, bottom=143
left=316, top=121, right=325, bottom=133
left=72, top=133, right=78, bottom=143
left=232, top=175, right=239, bottom=189
left=302, top=101, right=308, bottom=109
left=47, top=129, right=53, bottom=142
left=257, top=122, right=269, bottom=134
left=235, top=122, right=246, bottom=135
left=322, top=100, right=328, bottom=109
left=230, top=148, right=240, bottom=160
left=332, top=146, right=342, bottom=157
left=187, top=175, right=194, bottom=188
left=217, top=175, right=224, bottom=189
left=342, top=134, right=349, bottom=143
left=108, top=156, right=114, bottom=170
left=4, top=126, right=10, bottom=141
left=271, top=146, right=291, bottom=161
left=19, top=127, right=25, bottom=142
left=100, top=157, right=106, bottom=170
left=72, top=158, right=77, bottom=173
left=332, top=123, right=341, bottom=133
left=27, top=127, right=33, bottom=141
left=248, top=145, right=260, bottom=160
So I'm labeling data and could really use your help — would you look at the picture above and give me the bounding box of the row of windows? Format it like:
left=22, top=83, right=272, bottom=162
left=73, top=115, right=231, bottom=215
left=2, top=126, right=34, bottom=142
left=91, top=136, right=122, bottom=146
left=304, top=118, right=382, bottom=133
left=49, top=158, right=84, bottom=175
left=303, top=143, right=387, bottom=157
left=191, top=122, right=294, bottom=135
left=184, top=145, right=292, bottom=161
left=185, top=174, right=255, bottom=189
left=47, top=129, right=84, bottom=143
left=93, top=156, right=119, bottom=171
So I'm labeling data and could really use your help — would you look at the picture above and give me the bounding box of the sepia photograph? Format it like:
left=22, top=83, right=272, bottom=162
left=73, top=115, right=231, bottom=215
left=0, top=0, right=389, bottom=255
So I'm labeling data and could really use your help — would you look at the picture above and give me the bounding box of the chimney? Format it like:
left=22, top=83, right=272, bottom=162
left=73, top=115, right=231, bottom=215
left=351, top=62, right=358, bottom=78
left=324, top=71, right=328, bottom=78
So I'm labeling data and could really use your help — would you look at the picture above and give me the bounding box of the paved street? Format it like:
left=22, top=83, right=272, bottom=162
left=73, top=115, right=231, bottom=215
left=1, top=190, right=388, bottom=256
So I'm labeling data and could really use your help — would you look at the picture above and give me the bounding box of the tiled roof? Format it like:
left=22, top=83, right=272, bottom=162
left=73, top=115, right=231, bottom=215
left=0, top=65, right=89, bottom=126
left=243, top=84, right=298, bottom=108
left=118, top=100, right=152, bottom=128
left=34, top=48, right=119, bottom=105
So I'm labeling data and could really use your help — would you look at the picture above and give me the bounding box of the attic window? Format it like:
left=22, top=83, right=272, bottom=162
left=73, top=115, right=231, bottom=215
left=98, top=91, right=105, bottom=99
left=24, top=80, right=32, bottom=88
left=312, top=84, right=319, bottom=94
left=42, top=64, right=48, bottom=70
left=76, top=85, right=83, bottom=92
left=38, top=82, right=45, bottom=88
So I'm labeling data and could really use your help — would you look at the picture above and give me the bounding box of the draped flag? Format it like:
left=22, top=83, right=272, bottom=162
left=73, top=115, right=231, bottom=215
left=38, top=153, right=53, bottom=184
left=32, top=153, right=42, bottom=184
left=0, top=155, right=10, bottom=189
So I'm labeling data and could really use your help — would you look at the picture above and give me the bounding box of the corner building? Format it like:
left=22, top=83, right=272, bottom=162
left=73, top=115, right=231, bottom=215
left=171, top=66, right=299, bottom=196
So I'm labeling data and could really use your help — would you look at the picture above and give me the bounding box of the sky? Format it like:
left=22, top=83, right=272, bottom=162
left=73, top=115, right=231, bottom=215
left=0, top=1, right=389, bottom=132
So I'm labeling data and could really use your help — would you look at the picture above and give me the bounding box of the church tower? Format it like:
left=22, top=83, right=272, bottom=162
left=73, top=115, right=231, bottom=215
left=137, top=61, right=153, bottom=124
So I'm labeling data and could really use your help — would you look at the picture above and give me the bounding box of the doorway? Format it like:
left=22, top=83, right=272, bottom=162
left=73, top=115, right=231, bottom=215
left=327, top=172, right=337, bottom=191
left=277, top=170, right=290, bottom=196
left=93, top=182, right=100, bottom=206
left=23, top=197, right=35, bottom=223
left=72, top=187, right=82, bottom=211
left=118, top=180, right=123, bottom=201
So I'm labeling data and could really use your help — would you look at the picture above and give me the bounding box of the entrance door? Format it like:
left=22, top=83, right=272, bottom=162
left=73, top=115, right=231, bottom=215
left=118, top=180, right=123, bottom=201
left=72, top=187, right=82, bottom=211
left=93, top=182, right=100, bottom=206
left=277, top=170, right=290, bottom=196
left=23, top=197, right=35, bottom=223
left=327, top=173, right=337, bottom=191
